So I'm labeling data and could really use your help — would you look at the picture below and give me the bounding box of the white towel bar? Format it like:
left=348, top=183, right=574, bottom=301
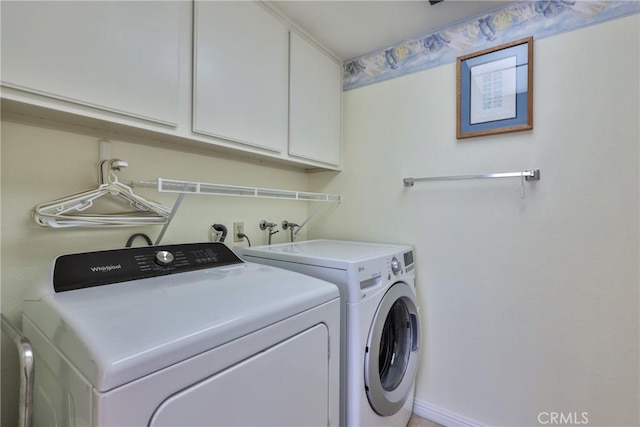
left=403, top=169, right=540, bottom=186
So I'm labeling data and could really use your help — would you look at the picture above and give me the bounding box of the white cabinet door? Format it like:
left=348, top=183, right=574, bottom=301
left=193, top=1, right=288, bottom=153
left=289, top=32, right=342, bottom=167
left=0, top=1, right=180, bottom=126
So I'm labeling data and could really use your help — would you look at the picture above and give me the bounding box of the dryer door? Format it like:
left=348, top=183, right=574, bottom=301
left=364, top=282, right=420, bottom=416
left=149, top=324, right=330, bottom=426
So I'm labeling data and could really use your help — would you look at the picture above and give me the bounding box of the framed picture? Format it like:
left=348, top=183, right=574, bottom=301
left=457, top=37, right=533, bottom=139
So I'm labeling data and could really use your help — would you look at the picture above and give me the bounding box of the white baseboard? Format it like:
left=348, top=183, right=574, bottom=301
left=412, top=398, right=485, bottom=427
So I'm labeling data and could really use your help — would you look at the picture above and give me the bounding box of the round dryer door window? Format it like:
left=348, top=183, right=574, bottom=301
left=364, top=282, right=420, bottom=416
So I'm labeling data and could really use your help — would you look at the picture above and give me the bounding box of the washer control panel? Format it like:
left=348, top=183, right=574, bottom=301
left=403, top=250, right=415, bottom=274
left=53, top=242, right=244, bottom=292
left=388, top=250, right=415, bottom=276
left=390, top=257, right=402, bottom=276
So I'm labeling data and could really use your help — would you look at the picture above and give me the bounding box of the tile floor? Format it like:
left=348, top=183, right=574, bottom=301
left=407, top=413, right=443, bottom=427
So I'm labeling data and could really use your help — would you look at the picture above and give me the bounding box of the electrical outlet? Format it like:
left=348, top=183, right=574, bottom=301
left=233, top=222, right=244, bottom=242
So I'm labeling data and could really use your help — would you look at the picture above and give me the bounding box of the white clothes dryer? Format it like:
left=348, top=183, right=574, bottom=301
left=242, top=240, right=420, bottom=427
left=22, top=242, right=340, bottom=427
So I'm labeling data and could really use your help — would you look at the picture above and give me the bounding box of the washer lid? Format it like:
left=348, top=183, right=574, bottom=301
left=23, top=262, right=338, bottom=392
left=241, top=239, right=412, bottom=270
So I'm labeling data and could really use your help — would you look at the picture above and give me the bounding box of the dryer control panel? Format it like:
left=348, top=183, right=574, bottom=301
left=53, top=242, right=244, bottom=292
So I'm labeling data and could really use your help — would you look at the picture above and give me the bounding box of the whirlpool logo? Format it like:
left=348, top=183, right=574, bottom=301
left=90, top=264, right=122, bottom=273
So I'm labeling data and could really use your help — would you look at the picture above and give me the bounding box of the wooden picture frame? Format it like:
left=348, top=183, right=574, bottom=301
left=456, top=37, right=533, bottom=139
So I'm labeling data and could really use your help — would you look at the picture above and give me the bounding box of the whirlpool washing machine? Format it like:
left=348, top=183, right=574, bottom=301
left=22, top=242, right=340, bottom=426
left=241, top=240, right=420, bottom=427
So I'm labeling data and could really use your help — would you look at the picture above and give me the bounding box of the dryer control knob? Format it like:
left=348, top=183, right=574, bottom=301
left=155, top=250, right=175, bottom=266
left=391, top=257, right=401, bottom=276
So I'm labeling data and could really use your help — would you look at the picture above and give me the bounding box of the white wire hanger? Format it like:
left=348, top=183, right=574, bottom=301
left=33, top=159, right=171, bottom=228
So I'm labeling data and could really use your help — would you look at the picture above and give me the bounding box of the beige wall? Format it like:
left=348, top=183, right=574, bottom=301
left=310, top=15, right=640, bottom=426
left=0, top=121, right=312, bottom=425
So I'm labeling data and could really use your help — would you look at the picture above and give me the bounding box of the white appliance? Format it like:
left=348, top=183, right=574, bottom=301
left=242, top=240, right=420, bottom=427
left=22, top=242, right=340, bottom=426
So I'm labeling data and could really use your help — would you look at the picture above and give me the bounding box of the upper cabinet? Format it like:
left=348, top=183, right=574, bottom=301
left=0, top=1, right=181, bottom=126
left=193, top=2, right=288, bottom=153
left=1, top=1, right=342, bottom=170
left=289, top=32, right=342, bottom=167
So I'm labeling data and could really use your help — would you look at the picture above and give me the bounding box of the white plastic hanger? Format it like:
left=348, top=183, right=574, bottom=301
left=33, top=159, right=171, bottom=228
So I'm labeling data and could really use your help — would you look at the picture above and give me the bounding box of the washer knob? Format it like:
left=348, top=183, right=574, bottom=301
left=155, top=250, right=175, bottom=266
left=390, top=257, right=401, bottom=276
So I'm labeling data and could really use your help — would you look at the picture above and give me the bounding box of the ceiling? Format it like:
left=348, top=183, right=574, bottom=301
left=270, top=0, right=516, bottom=60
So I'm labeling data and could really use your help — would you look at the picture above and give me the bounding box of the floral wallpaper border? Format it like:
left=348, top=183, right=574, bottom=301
left=343, top=0, right=640, bottom=91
